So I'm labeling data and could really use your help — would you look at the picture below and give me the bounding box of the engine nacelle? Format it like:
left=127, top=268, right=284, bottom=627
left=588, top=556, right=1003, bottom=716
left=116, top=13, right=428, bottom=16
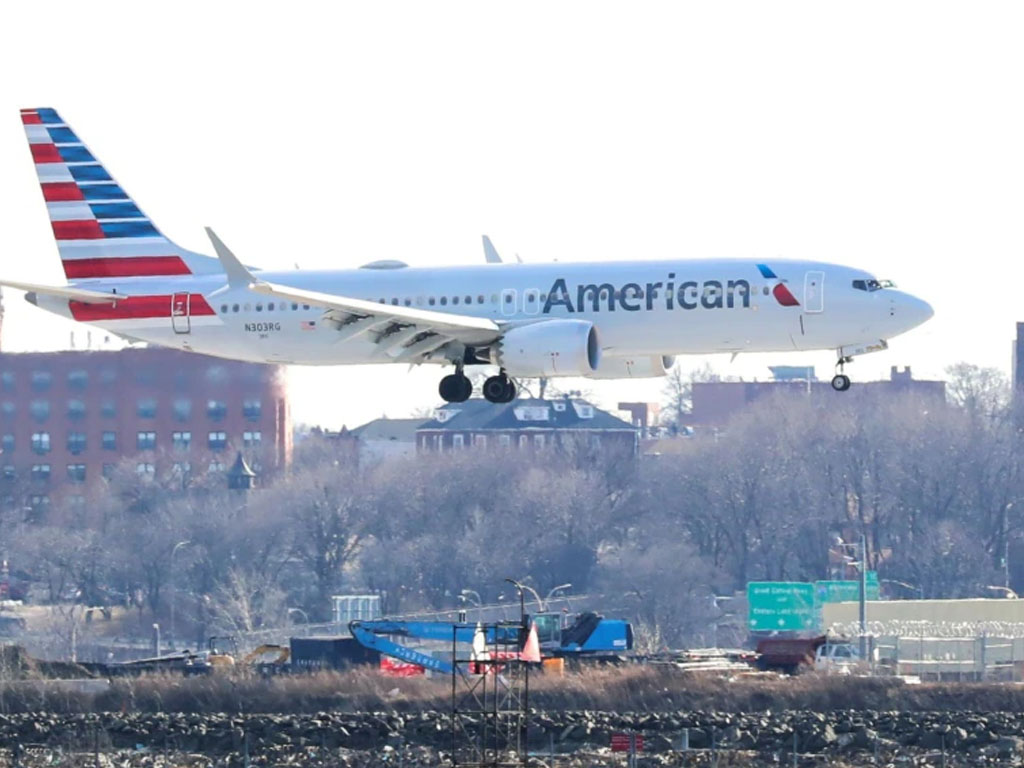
left=496, top=320, right=601, bottom=377
left=588, top=355, right=675, bottom=379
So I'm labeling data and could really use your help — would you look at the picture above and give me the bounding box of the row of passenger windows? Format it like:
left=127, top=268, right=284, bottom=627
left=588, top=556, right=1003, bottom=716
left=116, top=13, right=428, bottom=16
left=3, top=430, right=261, bottom=455
left=1, top=399, right=262, bottom=423
left=221, top=302, right=312, bottom=314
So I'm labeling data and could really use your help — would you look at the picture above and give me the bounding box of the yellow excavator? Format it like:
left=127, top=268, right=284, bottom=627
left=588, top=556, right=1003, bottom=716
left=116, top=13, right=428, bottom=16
left=203, top=636, right=290, bottom=672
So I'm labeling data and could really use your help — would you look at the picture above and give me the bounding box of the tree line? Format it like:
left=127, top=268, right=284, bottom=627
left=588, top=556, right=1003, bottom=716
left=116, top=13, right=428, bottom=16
left=4, top=363, right=1022, bottom=651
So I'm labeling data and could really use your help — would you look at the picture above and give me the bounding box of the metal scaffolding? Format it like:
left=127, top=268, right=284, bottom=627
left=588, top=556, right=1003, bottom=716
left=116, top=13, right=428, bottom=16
left=450, top=622, right=529, bottom=767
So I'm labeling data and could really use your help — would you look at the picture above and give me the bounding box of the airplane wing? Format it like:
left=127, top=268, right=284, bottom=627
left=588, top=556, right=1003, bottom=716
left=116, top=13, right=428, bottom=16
left=0, top=279, right=123, bottom=305
left=251, top=280, right=501, bottom=361
left=207, top=227, right=501, bottom=362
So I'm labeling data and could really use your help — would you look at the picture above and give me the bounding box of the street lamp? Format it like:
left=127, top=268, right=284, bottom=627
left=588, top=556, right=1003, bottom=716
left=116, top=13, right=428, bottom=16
left=545, top=583, right=572, bottom=607
left=169, top=540, right=191, bottom=647
left=881, top=579, right=924, bottom=600
left=834, top=535, right=869, bottom=660
left=504, top=578, right=527, bottom=628
left=986, top=585, right=1019, bottom=599
left=288, top=607, right=310, bottom=635
left=460, top=589, right=482, bottom=607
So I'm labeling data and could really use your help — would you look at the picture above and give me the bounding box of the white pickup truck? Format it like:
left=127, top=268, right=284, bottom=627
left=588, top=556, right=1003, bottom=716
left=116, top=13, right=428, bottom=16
left=813, top=641, right=862, bottom=673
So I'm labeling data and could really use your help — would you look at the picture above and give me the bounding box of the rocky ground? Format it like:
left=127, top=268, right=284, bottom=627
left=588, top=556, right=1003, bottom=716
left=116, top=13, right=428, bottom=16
left=0, top=710, right=1022, bottom=766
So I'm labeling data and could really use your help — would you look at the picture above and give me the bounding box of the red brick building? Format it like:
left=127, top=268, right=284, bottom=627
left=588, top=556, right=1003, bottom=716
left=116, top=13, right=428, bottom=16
left=0, top=347, right=290, bottom=512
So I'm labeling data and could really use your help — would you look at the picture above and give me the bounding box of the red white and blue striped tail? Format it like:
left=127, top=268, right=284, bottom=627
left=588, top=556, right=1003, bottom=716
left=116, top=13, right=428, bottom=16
left=20, top=107, right=221, bottom=282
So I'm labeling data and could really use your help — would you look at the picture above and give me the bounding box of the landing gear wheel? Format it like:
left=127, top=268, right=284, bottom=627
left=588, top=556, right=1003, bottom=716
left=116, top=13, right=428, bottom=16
left=439, top=373, right=472, bottom=403
left=482, top=374, right=517, bottom=403
left=831, top=374, right=852, bottom=392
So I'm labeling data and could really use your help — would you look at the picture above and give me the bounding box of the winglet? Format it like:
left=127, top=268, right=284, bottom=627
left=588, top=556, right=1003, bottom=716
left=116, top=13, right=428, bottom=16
left=482, top=235, right=502, bottom=264
left=206, top=227, right=257, bottom=287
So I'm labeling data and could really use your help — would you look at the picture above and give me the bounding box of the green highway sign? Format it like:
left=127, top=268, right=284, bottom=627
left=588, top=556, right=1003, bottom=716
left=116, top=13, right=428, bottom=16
left=815, top=577, right=880, bottom=604
left=747, top=582, right=817, bottom=631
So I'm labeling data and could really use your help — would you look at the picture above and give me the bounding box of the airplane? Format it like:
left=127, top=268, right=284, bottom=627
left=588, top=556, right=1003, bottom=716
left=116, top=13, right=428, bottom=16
left=6, top=107, right=933, bottom=403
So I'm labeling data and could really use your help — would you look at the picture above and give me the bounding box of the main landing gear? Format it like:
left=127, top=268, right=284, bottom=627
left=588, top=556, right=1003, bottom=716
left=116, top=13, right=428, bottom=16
left=481, top=371, right=516, bottom=404
left=831, top=355, right=853, bottom=392
left=437, top=368, right=518, bottom=404
left=438, top=367, right=472, bottom=403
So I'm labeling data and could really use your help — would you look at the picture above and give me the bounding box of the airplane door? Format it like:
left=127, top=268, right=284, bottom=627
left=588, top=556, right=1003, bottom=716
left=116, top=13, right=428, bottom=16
left=171, top=292, right=191, bottom=334
left=804, top=271, right=824, bottom=314
left=500, top=288, right=517, bottom=317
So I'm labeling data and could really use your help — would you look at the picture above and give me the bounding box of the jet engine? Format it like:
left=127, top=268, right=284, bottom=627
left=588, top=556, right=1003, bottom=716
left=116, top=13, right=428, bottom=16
left=588, top=355, right=675, bottom=379
left=495, top=320, right=600, bottom=377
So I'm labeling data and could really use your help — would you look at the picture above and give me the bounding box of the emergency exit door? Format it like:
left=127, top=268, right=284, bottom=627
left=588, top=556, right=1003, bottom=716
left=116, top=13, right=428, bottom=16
left=171, top=293, right=191, bottom=334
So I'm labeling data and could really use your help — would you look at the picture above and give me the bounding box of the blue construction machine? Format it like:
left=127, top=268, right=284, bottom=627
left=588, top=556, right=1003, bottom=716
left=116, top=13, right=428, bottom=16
left=349, top=611, right=633, bottom=674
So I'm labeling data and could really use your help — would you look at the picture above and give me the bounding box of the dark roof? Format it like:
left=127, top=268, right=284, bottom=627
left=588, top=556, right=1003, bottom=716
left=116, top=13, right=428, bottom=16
left=418, top=398, right=636, bottom=432
left=350, top=417, right=427, bottom=442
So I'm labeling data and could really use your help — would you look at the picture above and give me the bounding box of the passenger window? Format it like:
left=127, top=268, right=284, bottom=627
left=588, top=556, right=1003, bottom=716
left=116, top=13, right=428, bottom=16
left=255, top=303, right=263, bottom=312
left=429, top=297, right=436, bottom=306
left=440, top=297, right=448, bottom=306
left=453, top=296, right=460, bottom=305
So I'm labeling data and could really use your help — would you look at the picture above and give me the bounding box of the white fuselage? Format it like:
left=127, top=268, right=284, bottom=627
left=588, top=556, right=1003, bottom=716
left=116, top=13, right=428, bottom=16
left=32, top=258, right=932, bottom=369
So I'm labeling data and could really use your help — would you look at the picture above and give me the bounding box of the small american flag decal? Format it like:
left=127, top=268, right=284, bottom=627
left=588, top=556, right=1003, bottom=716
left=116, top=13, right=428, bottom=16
left=300, top=320, right=316, bottom=331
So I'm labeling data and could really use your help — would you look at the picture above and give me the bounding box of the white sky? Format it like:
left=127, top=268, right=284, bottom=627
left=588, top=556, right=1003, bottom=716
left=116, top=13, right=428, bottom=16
left=1, top=2, right=1021, bottom=428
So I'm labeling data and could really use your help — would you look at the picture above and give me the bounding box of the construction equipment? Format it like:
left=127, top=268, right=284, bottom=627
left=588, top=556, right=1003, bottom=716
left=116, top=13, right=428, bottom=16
left=242, top=644, right=291, bottom=666
left=349, top=611, right=632, bottom=673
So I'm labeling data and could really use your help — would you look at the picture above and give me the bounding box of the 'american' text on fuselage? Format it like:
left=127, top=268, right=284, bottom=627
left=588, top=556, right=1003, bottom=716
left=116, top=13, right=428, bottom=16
left=542, top=276, right=752, bottom=314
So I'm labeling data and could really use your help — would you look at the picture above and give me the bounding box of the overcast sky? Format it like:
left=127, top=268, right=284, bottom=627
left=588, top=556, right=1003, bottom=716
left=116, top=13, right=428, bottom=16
left=2, top=2, right=1021, bottom=428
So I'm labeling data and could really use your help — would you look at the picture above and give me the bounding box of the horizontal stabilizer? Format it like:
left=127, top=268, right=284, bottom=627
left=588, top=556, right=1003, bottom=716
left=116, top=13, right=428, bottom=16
left=0, top=278, right=123, bottom=304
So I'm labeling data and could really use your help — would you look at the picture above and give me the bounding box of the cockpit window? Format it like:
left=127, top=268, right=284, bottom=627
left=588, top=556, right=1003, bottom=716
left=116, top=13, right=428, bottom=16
left=852, top=279, right=896, bottom=292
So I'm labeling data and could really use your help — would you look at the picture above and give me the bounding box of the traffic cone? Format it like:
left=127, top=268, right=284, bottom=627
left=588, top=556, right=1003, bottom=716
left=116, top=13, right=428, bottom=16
left=521, top=622, right=541, bottom=663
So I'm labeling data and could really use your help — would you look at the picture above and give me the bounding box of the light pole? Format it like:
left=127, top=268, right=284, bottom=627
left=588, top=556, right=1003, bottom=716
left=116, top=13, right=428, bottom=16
left=504, top=578, right=526, bottom=628
left=986, top=585, right=1019, bottom=599
left=881, top=579, right=924, bottom=600
left=833, top=535, right=869, bottom=661
left=460, top=589, right=482, bottom=607
left=169, top=540, right=191, bottom=647
left=288, top=607, right=310, bottom=635
left=545, top=583, right=572, bottom=607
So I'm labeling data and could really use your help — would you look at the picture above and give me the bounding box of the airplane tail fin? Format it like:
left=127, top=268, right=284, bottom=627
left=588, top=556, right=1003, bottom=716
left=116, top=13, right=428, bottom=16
left=20, top=107, right=222, bottom=282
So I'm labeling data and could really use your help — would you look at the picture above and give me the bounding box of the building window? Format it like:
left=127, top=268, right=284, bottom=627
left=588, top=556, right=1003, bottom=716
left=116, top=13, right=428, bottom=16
left=172, top=431, right=192, bottom=450
left=1, top=402, right=13, bottom=420
left=102, top=463, right=115, bottom=480
left=29, top=400, right=50, bottom=423
left=31, top=464, right=51, bottom=482
left=1, top=434, right=12, bottom=454
left=136, top=462, right=155, bottom=477
left=137, top=431, right=156, bottom=451
left=518, top=435, right=528, bottom=449
left=473, top=434, right=487, bottom=448
left=68, top=495, right=86, bottom=512
left=499, top=434, right=512, bottom=448
left=66, top=464, right=86, bottom=483
left=172, top=461, right=191, bottom=475
left=0, top=372, right=13, bottom=392
left=173, top=398, right=192, bottom=421
left=242, top=431, right=261, bottom=447
left=67, top=432, right=87, bottom=455
left=452, top=434, right=465, bottom=449
left=432, top=434, right=442, bottom=452
left=99, top=368, right=116, bottom=385
left=1, top=466, right=14, bottom=482
left=66, top=399, right=86, bottom=420
left=102, top=431, right=117, bottom=451
left=243, top=399, right=262, bottom=421
left=67, top=370, right=88, bottom=390
left=137, top=398, right=157, bottom=418
left=208, top=431, right=227, bottom=451
left=135, top=370, right=156, bottom=386
left=207, top=400, right=227, bottom=421
left=101, top=399, right=116, bottom=418
left=208, top=460, right=225, bottom=473
left=28, top=495, right=50, bottom=513
left=31, top=432, right=50, bottom=454
left=534, top=434, right=546, bottom=448
left=31, top=371, right=52, bottom=392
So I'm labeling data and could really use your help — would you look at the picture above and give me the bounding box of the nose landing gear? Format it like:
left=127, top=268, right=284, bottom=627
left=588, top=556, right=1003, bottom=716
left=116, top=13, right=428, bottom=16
left=831, top=355, right=853, bottom=392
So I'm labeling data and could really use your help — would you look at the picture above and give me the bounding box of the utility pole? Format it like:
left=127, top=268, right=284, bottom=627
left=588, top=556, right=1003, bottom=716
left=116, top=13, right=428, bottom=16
left=859, top=534, right=868, bottom=660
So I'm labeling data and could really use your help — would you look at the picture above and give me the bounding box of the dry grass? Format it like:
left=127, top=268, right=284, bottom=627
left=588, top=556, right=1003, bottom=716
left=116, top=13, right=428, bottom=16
left=0, top=664, right=1021, bottom=714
